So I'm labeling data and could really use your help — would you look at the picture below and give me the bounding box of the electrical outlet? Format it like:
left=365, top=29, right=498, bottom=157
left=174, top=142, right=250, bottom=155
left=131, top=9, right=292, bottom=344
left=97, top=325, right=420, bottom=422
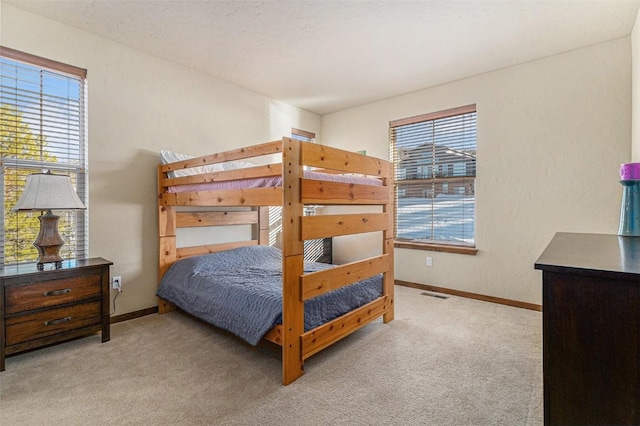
left=112, top=276, right=122, bottom=292
left=426, top=257, right=433, bottom=267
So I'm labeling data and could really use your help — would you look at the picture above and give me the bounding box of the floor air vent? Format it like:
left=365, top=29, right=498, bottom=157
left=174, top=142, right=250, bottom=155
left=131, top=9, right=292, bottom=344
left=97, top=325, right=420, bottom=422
left=421, top=292, right=449, bottom=300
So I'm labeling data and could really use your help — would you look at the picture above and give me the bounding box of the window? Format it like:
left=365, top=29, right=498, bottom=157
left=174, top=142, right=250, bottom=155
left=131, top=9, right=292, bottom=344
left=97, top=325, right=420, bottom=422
left=291, top=128, right=316, bottom=143
left=0, top=47, right=88, bottom=264
left=390, top=104, right=476, bottom=250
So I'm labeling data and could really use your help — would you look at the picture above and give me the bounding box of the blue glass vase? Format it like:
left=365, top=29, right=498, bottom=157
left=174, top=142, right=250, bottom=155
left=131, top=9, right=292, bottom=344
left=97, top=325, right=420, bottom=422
left=618, top=179, right=640, bottom=236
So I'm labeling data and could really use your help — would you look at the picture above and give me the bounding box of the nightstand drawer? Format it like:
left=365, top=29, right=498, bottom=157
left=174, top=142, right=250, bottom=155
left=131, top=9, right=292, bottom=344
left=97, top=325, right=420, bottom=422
left=5, top=274, right=102, bottom=315
left=5, top=300, right=102, bottom=346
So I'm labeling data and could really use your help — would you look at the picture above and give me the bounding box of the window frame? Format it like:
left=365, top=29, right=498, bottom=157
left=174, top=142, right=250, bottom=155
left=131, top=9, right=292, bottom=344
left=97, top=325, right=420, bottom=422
left=291, top=127, right=316, bottom=143
left=390, top=104, right=478, bottom=255
left=0, top=46, right=88, bottom=265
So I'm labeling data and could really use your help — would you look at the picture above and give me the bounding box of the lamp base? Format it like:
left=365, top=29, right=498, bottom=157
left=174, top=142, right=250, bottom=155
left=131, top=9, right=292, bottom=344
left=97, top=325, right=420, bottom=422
left=34, top=210, right=65, bottom=270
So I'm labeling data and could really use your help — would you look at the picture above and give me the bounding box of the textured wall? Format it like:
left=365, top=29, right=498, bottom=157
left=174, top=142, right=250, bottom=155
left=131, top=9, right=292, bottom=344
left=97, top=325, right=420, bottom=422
left=1, top=5, right=321, bottom=316
left=633, top=7, right=640, bottom=162
left=3, top=4, right=632, bottom=310
left=322, top=39, right=632, bottom=305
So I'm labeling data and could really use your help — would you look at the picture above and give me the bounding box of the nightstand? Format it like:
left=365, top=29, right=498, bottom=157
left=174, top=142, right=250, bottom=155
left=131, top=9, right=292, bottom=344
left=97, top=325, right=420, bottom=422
left=0, top=257, right=112, bottom=371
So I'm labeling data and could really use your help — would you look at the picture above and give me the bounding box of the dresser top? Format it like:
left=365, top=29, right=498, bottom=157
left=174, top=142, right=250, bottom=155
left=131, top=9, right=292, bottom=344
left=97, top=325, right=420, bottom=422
left=0, top=257, right=112, bottom=278
left=535, top=232, right=640, bottom=276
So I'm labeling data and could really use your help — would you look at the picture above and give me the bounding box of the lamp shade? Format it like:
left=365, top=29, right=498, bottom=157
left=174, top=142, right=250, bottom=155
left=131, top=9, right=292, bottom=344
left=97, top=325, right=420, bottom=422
left=12, top=172, right=86, bottom=211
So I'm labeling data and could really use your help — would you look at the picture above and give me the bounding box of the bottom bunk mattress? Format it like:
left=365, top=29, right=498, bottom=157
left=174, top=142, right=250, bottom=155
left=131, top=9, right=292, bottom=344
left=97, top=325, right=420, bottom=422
left=156, top=245, right=382, bottom=345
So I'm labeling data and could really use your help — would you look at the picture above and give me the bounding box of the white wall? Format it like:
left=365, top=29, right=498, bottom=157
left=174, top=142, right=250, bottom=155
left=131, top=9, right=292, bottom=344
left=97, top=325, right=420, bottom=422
left=633, top=6, right=640, bottom=161
left=1, top=5, right=321, bottom=315
left=3, top=4, right=632, bottom=310
left=322, top=39, right=631, bottom=305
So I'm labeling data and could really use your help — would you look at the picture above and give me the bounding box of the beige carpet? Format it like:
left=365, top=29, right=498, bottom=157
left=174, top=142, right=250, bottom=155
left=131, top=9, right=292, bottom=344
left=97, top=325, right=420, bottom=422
left=0, top=286, right=542, bottom=425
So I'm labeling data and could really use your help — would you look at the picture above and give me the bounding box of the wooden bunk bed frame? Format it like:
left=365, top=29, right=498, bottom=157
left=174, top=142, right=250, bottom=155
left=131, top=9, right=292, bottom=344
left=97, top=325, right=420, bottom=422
left=157, top=137, right=394, bottom=385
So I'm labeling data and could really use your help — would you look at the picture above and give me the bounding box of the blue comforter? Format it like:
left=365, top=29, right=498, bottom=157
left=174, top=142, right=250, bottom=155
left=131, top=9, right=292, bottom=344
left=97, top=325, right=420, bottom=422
left=156, top=245, right=382, bottom=345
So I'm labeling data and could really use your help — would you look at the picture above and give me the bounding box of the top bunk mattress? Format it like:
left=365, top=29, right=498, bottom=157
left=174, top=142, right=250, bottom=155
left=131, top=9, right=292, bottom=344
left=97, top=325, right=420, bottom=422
left=167, top=170, right=383, bottom=193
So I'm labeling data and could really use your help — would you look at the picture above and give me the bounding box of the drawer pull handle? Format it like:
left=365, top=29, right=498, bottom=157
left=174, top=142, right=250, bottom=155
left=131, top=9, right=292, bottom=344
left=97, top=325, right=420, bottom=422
left=44, top=316, right=72, bottom=326
left=43, top=289, right=71, bottom=296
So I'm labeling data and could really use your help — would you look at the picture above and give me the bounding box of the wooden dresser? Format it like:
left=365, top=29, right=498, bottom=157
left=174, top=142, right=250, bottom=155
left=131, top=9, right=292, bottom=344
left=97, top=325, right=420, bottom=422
left=535, top=233, right=640, bottom=425
left=0, top=257, right=112, bottom=371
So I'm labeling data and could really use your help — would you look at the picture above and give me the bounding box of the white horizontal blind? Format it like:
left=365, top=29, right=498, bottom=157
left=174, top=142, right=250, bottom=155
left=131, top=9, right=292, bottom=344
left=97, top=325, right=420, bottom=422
left=390, top=105, right=477, bottom=246
left=0, top=47, right=88, bottom=264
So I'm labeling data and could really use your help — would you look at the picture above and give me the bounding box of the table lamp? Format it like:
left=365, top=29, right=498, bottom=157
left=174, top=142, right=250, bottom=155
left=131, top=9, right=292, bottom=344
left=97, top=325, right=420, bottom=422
left=12, top=171, right=86, bottom=270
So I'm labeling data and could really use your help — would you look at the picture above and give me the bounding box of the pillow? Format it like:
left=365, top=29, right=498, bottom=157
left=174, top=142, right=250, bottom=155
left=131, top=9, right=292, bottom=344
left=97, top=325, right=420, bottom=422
left=160, top=150, right=255, bottom=178
left=160, top=150, right=224, bottom=178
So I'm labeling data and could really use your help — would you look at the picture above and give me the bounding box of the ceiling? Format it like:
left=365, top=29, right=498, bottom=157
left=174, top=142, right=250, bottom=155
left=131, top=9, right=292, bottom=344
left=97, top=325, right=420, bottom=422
left=6, top=0, right=640, bottom=115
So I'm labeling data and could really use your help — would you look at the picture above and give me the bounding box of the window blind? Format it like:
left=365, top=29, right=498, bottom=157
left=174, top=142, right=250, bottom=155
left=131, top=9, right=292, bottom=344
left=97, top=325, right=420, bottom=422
left=390, top=105, right=476, bottom=246
left=0, top=47, right=88, bottom=264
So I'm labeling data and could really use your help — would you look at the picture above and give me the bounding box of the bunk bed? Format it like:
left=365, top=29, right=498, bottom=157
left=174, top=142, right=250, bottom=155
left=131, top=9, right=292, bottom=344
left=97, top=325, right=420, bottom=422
left=157, top=137, right=394, bottom=385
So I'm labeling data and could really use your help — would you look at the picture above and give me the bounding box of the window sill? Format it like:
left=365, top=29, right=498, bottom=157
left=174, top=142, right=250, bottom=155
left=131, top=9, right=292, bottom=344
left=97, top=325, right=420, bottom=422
left=394, top=240, right=478, bottom=255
